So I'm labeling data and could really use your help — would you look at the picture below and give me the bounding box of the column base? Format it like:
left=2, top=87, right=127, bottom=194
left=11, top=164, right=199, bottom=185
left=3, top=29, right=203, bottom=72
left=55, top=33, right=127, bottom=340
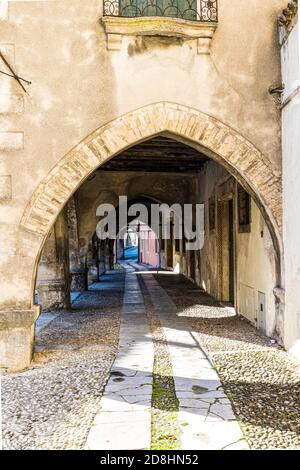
left=0, top=305, right=40, bottom=372
left=70, top=269, right=86, bottom=291
left=87, top=264, right=98, bottom=285
left=98, top=257, right=105, bottom=277
left=37, top=280, right=70, bottom=311
left=105, top=255, right=111, bottom=272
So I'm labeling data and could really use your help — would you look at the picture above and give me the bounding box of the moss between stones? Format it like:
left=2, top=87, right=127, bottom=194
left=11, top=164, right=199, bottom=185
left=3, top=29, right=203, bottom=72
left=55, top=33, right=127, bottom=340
left=151, top=370, right=180, bottom=450
left=138, top=276, right=180, bottom=451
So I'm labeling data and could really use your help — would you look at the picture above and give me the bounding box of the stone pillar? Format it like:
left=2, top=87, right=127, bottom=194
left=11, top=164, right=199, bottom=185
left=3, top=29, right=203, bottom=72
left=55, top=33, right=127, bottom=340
left=98, top=240, right=106, bottom=277
left=116, top=238, right=124, bottom=261
left=0, top=306, right=40, bottom=371
left=70, top=268, right=86, bottom=291
left=104, top=241, right=111, bottom=272
left=109, top=240, right=115, bottom=270
left=36, top=209, right=71, bottom=311
left=67, top=197, right=86, bottom=291
left=87, top=236, right=98, bottom=286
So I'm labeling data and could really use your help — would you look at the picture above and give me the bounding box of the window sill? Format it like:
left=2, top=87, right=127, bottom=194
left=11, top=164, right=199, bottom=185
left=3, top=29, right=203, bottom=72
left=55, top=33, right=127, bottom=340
left=101, top=16, right=217, bottom=53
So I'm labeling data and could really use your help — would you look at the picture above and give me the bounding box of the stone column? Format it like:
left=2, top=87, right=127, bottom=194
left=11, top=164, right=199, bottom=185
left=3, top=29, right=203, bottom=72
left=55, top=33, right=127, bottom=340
left=98, top=240, right=106, bottom=278
left=87, top=236, right=98, bottom=286
left=0, top=306, right=40, bottom=371
left=36, top=209, right=71, bottom=311
left=67, top=197, right=86, bottom=292
left=104, top=241, right=111, bottom=272
left=116, top=238, right=124, bottom=261
left=109, top=239, right=115, bottom=270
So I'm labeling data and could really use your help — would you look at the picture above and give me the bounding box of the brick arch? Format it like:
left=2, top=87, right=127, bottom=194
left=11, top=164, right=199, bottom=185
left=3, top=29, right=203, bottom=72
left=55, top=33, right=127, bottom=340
left=20, top=102, right=282, bottom=266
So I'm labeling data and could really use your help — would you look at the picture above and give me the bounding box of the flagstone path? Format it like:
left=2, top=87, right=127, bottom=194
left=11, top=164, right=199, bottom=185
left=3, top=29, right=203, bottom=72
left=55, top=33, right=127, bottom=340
left=85, top=265, right=248, bottom=450
left=85, top=266, right=154, bottom=450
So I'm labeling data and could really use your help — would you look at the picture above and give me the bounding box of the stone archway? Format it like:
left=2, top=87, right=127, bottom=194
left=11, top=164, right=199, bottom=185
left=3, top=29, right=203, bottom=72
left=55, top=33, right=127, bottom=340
left=21, top=102, right=282, bottom=291
left=21, top=102, right=282, bottom=244
left=0, top=101, right=281, bottom=371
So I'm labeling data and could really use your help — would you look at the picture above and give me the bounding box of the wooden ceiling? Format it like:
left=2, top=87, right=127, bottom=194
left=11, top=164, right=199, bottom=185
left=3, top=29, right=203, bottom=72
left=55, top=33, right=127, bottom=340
left=99, top=136, right=209, bottom=173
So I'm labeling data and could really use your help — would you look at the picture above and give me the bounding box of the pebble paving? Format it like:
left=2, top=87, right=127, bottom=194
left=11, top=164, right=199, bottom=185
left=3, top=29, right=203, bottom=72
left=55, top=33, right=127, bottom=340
left=155, top=272, right=300, bottom=450
left=2, top=267, right=300, bottom=450
left=1, top=270, right=125, bottom=450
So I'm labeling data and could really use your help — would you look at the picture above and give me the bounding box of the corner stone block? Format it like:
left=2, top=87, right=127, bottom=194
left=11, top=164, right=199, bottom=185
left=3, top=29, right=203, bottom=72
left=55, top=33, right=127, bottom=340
left=0, top=306, right=40, bottom=372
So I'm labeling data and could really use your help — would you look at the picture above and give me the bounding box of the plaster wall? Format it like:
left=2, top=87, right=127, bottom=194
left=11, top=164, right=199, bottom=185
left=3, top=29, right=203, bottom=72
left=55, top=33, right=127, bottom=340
left=281, top=19, right=300, bottom=358
left=198, top=161, right=277, bottom=336
left=139, top=225, right=159, bottom=267
left=0, top=0, right=287, bottom=369
left=0, top=0, right=285, bottom=311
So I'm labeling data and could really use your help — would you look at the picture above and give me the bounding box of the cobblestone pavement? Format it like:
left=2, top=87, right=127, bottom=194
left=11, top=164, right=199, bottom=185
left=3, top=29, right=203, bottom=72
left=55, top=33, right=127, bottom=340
left=154, top=272, right=300, bottom=450
left=1, top=270, right=125, bottom=450
left=2, top=267, right=300, bottom=450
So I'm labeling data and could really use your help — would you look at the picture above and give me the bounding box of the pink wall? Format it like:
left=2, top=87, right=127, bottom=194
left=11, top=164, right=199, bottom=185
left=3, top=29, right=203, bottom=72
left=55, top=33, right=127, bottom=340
left=139, top=225, right=159, bottom=267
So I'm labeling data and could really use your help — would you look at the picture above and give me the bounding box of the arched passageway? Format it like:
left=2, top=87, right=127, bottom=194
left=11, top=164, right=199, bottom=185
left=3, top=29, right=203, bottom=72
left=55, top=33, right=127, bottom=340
left=4, top=104, right=299, bottom=452
left=35, top=133, right=279, bottom=343
left=2, top=102, right=283, bottom=374
left=21, top=103, right=282, bottom=303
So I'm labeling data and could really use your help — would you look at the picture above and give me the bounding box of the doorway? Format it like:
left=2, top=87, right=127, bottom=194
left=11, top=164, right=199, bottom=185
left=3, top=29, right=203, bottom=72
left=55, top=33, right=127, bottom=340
left=217, top=196, right=235, bottom=305
left=228, top=199, right=235, bottom=304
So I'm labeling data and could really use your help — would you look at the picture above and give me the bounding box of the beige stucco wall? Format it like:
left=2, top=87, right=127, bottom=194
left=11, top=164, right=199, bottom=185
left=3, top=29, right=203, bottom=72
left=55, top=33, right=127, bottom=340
left=198, top=160, right=277, bottom=337
left=0, top=0, right=285, bottom=312
left=237, top=200, right=277, bottom=336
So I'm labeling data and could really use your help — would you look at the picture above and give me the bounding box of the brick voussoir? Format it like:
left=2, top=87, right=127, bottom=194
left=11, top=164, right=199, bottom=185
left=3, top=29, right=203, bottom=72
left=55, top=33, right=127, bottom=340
left=19, top=102, right=282, bottom=240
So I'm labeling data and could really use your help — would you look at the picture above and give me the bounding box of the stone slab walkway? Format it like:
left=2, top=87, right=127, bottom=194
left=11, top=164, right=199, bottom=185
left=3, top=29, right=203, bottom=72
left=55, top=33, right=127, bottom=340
left=140, top=271, right=248, bottom=450
left=85, top=266, right=154, bottom=450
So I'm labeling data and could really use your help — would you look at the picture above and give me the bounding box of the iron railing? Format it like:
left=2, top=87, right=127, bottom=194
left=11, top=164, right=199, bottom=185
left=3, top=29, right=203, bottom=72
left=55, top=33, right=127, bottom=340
left=103, top=0, right=218, bottom=22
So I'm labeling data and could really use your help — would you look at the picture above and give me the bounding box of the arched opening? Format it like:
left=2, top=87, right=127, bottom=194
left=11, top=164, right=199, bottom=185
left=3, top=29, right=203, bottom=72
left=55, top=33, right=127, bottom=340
left=33, top=133, right=280, bottom=341
left=2, top=102, right=281, bottom=375
left=3, top=103, right=287, bottom=451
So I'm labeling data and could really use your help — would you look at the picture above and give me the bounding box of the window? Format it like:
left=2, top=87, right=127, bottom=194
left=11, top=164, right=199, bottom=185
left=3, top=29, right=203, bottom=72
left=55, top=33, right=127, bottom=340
left=238, top=185, right=251, bottom=232
left=102, top=1, right=218, bottom=51
left=104, top=0, right=218, bottom=22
